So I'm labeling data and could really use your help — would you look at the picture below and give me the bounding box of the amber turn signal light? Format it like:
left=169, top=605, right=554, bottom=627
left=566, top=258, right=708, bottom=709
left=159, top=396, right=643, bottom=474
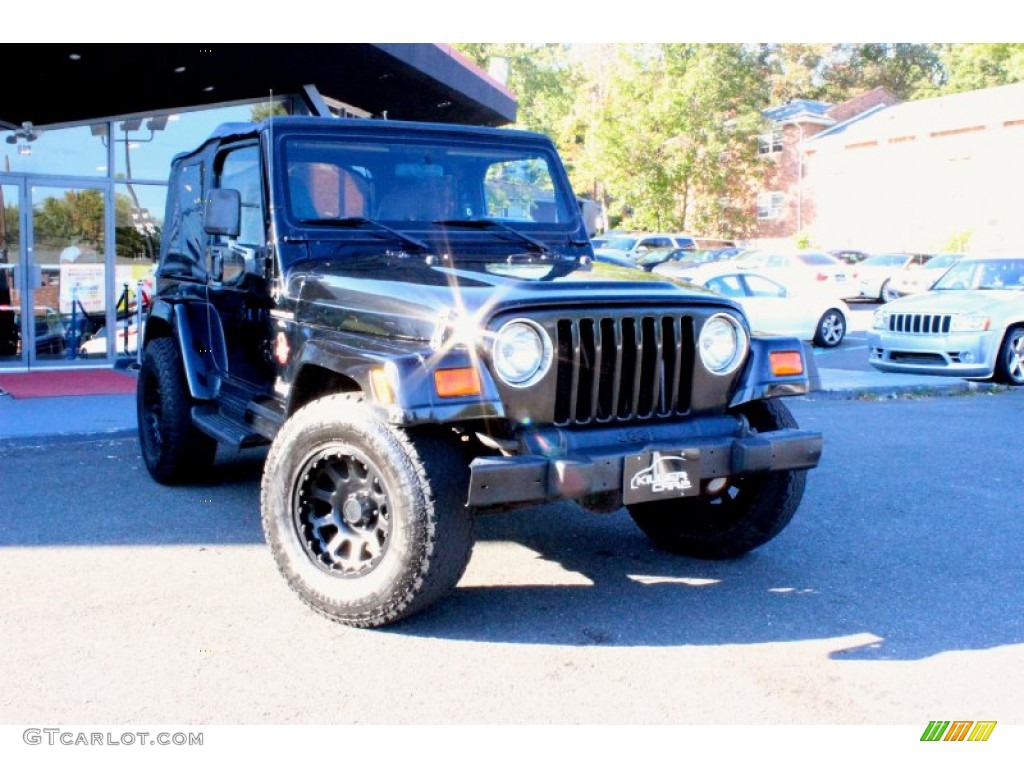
left=369, top=367, right=396, bottom=405
left=434, top=367, right=482, bottom=398
left=770, top=351, right=804, bottom=376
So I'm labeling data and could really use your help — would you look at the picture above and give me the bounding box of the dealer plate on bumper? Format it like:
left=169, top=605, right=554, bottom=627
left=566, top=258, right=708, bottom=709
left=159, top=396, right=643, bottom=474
left=623, top=448, right=701, bottom=505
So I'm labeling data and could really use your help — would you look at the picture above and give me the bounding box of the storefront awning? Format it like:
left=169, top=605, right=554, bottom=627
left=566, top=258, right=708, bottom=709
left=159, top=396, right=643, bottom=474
left=1, top=43, right=516, bottom=129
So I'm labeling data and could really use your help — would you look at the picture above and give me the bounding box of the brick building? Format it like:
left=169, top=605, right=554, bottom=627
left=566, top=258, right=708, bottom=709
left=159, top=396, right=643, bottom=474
left=754, top=83, right=1024, bottom=254
left=755, top=87, right=899, bottom=245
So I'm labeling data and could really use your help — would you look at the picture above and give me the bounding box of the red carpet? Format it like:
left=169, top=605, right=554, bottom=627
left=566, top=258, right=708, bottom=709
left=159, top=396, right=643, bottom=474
left=0, top=369, right=138, bottom=399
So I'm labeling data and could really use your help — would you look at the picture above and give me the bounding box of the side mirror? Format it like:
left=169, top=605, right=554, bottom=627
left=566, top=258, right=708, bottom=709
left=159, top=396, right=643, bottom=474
left=204, top=188, right=241, bottom=237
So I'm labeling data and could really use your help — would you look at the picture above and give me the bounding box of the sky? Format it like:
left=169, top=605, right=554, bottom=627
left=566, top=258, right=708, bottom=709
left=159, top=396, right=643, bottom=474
left=1, top=2, right=1013, bottom=44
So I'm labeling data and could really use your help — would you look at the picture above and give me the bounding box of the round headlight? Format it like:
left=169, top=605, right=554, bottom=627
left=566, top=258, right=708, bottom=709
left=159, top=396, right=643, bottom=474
left=492, top=319, right=552, bottom=387
left=698, top=313, right=748, bottom=375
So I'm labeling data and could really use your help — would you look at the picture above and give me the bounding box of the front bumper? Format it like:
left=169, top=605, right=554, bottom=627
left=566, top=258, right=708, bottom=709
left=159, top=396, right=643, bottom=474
left=867, top=329, right=1000, bottom=378
left=466, top=415, right=822, bottom=508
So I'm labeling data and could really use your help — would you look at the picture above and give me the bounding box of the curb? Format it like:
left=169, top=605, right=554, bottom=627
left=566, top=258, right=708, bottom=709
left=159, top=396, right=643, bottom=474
left=804, top=380, right=1012, bottom=401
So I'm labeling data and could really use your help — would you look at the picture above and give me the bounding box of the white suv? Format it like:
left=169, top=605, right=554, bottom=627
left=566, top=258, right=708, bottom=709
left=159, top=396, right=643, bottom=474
left=593, top=232, right=695, bottom=260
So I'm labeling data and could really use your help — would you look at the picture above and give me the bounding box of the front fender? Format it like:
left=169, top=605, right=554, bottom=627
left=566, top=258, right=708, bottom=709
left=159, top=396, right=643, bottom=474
left=729, top=337, right=820, bottom=408
left=292, top=334, right=506, bottom=426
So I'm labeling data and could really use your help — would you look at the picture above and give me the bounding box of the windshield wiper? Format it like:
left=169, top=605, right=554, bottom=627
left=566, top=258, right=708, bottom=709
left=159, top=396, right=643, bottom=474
left=432, top=218, right=555, bottom=256
left=298, top=216, right=430, bottom=252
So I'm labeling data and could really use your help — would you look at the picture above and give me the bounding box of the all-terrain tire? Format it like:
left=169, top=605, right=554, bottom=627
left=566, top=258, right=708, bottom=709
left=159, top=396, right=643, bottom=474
left=137, top=337, right=217, bottom=484
left=260, top=394, right=475, bottom=628
left=627, top=399, right=807, bottom=559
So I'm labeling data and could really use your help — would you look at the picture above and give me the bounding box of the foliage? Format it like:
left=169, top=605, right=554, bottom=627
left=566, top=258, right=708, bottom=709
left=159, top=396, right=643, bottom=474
left=249, top=100, right=291, bottom=122
left=927, top=43, right=1024, bottom=96
left=454, top=43, right=582, bottom=142
left=940, top=229, right=973, bottom=253
left=824, top=44, right=944, bottom=101
left=1, top=203, right=19, bottom=253
left=16, top=190, right=160, bottom=262
left=759, top=43, right=833, bottom=103
left=587, top=44, right=768, bottom=235
left=761, top=44, right=944, bottom=103
left=33, top=189, right=105, bottom=250
left=457, top=43, right=1020, bottom=241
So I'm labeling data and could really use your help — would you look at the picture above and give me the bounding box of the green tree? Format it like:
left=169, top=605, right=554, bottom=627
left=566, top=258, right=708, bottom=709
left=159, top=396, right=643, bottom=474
left=250, top=99, right=290, bottom=122
left=114, top=191, right=161, bottom=262
left=454, top=43, right=582, bottom=141
left=590, top=44, right=768, bottom=236
left=32, top=189, right=105, bottom=251
left=822, top=44, right=944, bottom=101
left=762, top=43, right=944, bottom=103
left=759, top=43, right=833, bottom=103
left=930, top=43, right=1024, bottom=95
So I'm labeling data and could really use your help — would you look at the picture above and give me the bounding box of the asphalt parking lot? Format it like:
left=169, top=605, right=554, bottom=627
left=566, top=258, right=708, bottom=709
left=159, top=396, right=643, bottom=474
left=1, top=388, right=1022, bottom=731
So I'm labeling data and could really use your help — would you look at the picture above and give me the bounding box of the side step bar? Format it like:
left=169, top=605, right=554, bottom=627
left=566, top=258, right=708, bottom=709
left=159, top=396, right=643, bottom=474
left=191, top=406, right=269, bottom=449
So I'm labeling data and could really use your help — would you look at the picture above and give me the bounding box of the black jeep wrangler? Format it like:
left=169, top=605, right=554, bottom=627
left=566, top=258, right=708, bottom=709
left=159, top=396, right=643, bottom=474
left=138, top=116, right=823, bottom=627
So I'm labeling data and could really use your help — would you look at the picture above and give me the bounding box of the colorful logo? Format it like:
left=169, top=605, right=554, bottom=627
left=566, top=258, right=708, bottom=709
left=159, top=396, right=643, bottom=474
left=921, top=721, right=997, bottom=742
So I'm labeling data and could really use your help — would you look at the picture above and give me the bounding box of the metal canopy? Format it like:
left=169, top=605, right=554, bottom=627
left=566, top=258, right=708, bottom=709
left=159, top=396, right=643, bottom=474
left=1, top=43, right=517, bottom=129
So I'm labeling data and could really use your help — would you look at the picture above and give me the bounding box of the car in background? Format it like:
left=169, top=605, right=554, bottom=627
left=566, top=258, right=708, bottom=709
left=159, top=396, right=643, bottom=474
left=591, top=251, right=642, bottom=270
left=868, top=254, right=1024, bottom=385
left=829, top=249, right=871, bottom=265
left=589, top=229, right=632, bottom=250
left=678, top=249, right=856, bottom=300
left=0, top=305, right=66, bottom=355
left=852, top=252, right=932, bottom=303
left=78, top=319, right=140, bottom=358
left=885, top=252, right=965, bottom=299
left=638, top=246, right=740, bottom=272
left=593, top=232, right=695, bottom=261
left=675, top=267, right=849, bottom=348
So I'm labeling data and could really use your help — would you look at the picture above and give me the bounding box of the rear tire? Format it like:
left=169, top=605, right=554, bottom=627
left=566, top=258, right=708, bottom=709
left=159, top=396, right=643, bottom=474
left=261, top=394, right=475, bottom=627
left=137, top=337, right=217, bottom=484
left=627, top=399, right=807, bottom=559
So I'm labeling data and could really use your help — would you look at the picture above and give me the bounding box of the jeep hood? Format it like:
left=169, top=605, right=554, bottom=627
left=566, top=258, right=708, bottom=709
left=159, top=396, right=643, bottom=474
left=288, top=253, right=734, bottom=341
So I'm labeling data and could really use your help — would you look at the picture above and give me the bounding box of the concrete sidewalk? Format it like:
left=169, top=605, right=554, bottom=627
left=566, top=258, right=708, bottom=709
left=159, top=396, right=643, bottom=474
left=0, top=365, right=1002, bottom=443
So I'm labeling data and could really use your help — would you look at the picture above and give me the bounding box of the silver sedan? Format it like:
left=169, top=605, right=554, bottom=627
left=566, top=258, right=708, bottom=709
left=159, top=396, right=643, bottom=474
left=663, top=268, right=849, bottom=348
left=867, top=254, right=1024, bottom=384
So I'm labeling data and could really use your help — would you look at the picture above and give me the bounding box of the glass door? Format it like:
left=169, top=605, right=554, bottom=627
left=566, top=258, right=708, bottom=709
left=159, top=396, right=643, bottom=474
left=0, top=180, right=26, bottom=367
left=27, top=182, right=110, bottom=366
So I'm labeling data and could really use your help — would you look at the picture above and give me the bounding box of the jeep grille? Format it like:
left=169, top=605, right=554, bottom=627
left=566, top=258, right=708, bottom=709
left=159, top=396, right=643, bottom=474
left=553, top=314, right=696, bottom=426
left=884, top=313, right=952, bottom=334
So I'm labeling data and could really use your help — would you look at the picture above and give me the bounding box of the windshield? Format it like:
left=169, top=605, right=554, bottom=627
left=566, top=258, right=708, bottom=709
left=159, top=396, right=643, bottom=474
left=924, top=253, right=961, bottom=270
left=860, top=254, right=910, bottom=268
left=599, top=237, right=639, bottom=251
left=933, top=258, right=1024, bottom=290
left=281, top=137, right=575, bottom=229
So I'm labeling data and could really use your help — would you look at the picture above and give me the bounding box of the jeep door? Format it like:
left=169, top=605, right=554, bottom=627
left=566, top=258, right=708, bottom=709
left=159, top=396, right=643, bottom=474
left=206, top=143, right=274, bottom=389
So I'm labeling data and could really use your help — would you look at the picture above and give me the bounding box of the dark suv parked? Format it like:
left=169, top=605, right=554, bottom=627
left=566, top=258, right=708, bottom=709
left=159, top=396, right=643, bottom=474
left=138, top=116, right=823, bottom=627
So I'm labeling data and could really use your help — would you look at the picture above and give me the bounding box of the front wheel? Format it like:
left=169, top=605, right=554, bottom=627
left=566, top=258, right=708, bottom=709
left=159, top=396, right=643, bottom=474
left=813, top=309, right=846, bottom=348
left=994, top=326, right=1024, bottom=386
left=627, top=399, right=807, bottom=559
left=261, top=394, right=475, bottom=628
